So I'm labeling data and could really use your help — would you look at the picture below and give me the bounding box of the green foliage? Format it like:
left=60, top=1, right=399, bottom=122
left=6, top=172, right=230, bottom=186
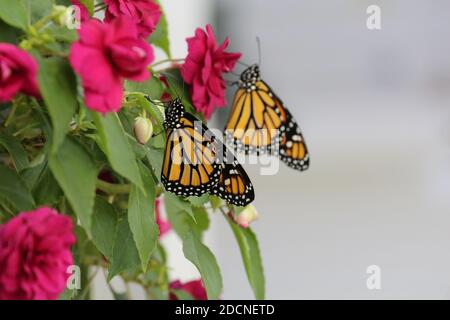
left=0, top=164, right=35, bottom=213
left=0, top=132, right=29, bottom=171
left=182, top=231, right=223, bottom=300
left=108, top=215, right=141, bottom=280
left=0, top=0, right=28, bottom=31
left=24, top=0, right=53, bottom=24
left=128, top=165, right=158, bottom=272
left=91, top=197, right=119, bottom=261
left=0, top=20, right=20, bottom=44
left=79, top=0, right=94, bottom=16
left=161, top=68, right=196, bottom=114
left=148, top=0, right=171, bottom=58
left=227, top=218, right=266, bottom=299
left=91, top=112, right=145, bottom=193
left=37, top=57, right=78, bottom=153
left=49, top=137, right=97, bottom=230
left=125, top=75, right=164, bottom=99
left=33, top=165, right=62, bottom=206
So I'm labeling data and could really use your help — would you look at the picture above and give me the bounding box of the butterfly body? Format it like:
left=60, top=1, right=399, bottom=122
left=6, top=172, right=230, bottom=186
left=225, top=64, right=309, bottom=171
left=161, top=98, right=254, bottom=206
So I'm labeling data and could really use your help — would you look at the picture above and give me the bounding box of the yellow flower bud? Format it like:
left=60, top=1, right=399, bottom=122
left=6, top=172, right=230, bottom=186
left=134, top=116, right=153, bottom=144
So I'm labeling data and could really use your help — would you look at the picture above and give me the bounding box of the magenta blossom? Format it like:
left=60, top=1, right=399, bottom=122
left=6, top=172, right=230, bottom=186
left=0, top=43, right=40, bottom=102
left=70, top=16, right=154, bottom=113
left=169, top=279, right=207, bottom=300
left=0, top=207, right=75, bottom=300
left=181, top=24, right=241, bottom=118
left=155, top=198, right=170, bottom=238
left=105, top=0, right=161, bottom=38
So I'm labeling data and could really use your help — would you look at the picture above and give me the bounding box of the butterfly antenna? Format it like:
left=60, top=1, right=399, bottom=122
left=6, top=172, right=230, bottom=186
left=237, top=60, right=251, bottom=68
left=230, top=70, right=241, bottom=77
left=145, top=95, right=165, bottom=107
left=256, top=36, right=262, bottom=66
left=225, top=79, right=238, bottom=86
left=162, top=72, right=181, bottom=100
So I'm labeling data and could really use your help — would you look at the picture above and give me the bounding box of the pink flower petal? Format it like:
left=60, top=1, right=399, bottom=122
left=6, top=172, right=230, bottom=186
left=181, top=24, right=241, bottom=118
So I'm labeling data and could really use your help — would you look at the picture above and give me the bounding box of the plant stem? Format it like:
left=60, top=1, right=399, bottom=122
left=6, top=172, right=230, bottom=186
left=33, top=15, right=54, bottom=31
left=95, top=5, right=107, bottom=12
left=150, top=58, right=184, bottom=69
left=78, top=267, right=99, bottom=300
left=96, top=179, right=131, bottom=194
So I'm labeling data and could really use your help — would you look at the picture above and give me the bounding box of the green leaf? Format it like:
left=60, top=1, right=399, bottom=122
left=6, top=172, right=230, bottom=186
left=91, top=197, right=119, bottom=261
left=0, top=0, right=27, bottom=30
left=79, top=0, right=94, bottom=16
left=128, top=164, right=158, bottom=272
left=33, top=166, right=62, bottom=206
left=23, top=0, right=52, bottom=23
left=191, top=206, right=210, bottom=239
left=21, top=160, right=46, bottom=190
left=125, top=75, right=164, bottom=98
left=0, top=164, right=35, bottom=212
left=73, top=224, right=99, bottom=263
left=108, top=215, right=141, bottom=280
left=209, top=196, right=223, bottom=211
left=226, top=218, right=265, bottom=299
left=49, top=137, right=97, bottom=231
left=187, top=194, right=210, bottom=207
left=165, top=192, right=195, bottom=221
left=126, top=91, right=165, bottom=131
left=37, top=58, right=78, bottom=153
left=143, top=244, right=169, bottom=299
left=0, top=20, right=20, bottom=44
left=148, top=0, right=170, bottom=58
left=182, top=231, right=223, bottom=300
left=146, top=146, right=163, bottom=181
left=91, top=112, right=144, bottom=192
left=166, top=192, right=210, bottom=240
left=0, top=132, right=29, bottom=171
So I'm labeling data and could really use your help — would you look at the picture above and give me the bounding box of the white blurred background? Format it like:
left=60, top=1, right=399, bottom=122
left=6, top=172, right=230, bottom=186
left=94, top=0, right=450, bottom=299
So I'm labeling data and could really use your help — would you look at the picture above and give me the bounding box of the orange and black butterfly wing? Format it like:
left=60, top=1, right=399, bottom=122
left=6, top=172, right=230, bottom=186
left=278, top=108, right=309, bottom=171
left=161, top=114, right=221, bottom=197
left=212, top=145, right=255, bottom=206
left=225, top=80, right=283, bottom=154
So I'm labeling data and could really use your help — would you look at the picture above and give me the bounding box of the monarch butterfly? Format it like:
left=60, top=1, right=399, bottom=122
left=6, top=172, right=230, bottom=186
left=161, top=98, right=255, bottom=206
left=225, top=64, right=309, bottom=171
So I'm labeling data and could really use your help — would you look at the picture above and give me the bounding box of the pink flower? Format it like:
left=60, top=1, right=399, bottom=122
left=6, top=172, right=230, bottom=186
left=105, top=0, right=161, bottom=38
left=0, top=43, right=40, bottom=102
left=169, top=279, right=207, bottom=300
left=0, top=207, right=75, bottom=300
left=70, top=17, right=154, bottom=113
left=181, top=24, right=241, bottom=118
left=155, top=198, right=170, bottom=238
left=71, top=0, right=90, bottom=21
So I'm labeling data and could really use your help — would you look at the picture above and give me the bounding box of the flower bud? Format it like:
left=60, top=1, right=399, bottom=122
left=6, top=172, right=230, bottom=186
left=134, top=116, right=153, bottom=144
left=236, top=205, right=259, bottom=228
left=52, top=5, right=69, bottom=26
